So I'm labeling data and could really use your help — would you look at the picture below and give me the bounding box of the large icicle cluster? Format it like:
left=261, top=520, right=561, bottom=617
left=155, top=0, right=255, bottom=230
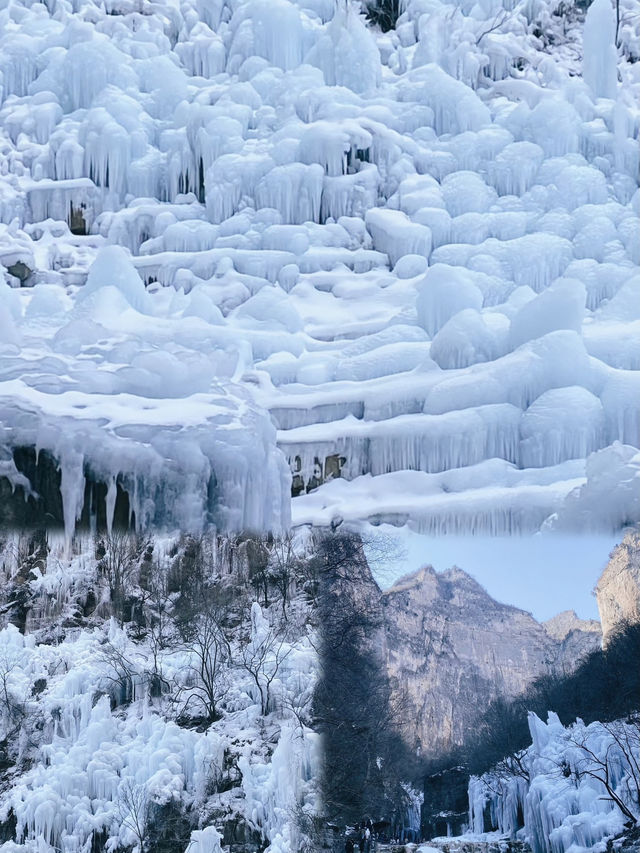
left=0, top=539, right=319, bottom=853
left=468, top=712, right=639, bottom=853
left=0, top=0, right=639, bottom=534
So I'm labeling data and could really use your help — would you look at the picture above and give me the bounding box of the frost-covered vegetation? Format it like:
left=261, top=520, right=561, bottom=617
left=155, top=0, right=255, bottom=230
left=0, top=0, right=639, bottom=537
left=0, top=531, right=319, bottom=853
left=422, top=620, right=640, bottom=847
left=469, top=712, right=640, bottom=853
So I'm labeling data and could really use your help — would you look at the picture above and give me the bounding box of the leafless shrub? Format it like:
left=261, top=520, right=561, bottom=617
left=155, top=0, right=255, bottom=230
left=117, top=778, right=150, bottom=852
left=240, top=611, right=292, bottom=717
left=176, top=604, right=233, bottom=723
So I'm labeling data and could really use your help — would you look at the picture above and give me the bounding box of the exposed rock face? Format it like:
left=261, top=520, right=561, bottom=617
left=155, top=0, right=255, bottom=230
left=542, top=609, right=602, bottom=663
left=380, top=565, right=602, bottom=755
left=542, top=609, right=601, bottom=642
left=595, top=530, right=640, bottom=644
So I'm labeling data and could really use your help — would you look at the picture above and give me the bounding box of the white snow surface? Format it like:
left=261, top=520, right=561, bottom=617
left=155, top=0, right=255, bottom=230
left=467, top=712, right=639, bottom=853
left=0, top=0, right=639, bottom=535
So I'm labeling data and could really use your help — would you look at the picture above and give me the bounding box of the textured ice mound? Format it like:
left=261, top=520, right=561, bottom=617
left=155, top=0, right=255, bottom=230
left=0, top=0, right=638, bottom=535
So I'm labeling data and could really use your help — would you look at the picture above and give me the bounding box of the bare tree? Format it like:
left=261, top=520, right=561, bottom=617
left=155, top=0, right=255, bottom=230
left=138, top=558, right=175, bottom=697
left=569, top=718, right=640, bottom=825
left=282, top=677, right=314, bottom=733
left=268, top=533, right=301, bottom=617
left=118, top=778, right=150, bottom=853
left=97, top=639, right=144, bottom=708
left=240, top=612, right=292, bottom=716
left=604, top=716, right=640, bottom=820
left=0, top=649, right=27, bottom=736
left=475, top=8, right=515, bottom=45
left=244, top=535, right=271, bottom=609
left=177, top=605, right=232, bottom=723
left=96, top=532, right=151, bottom=626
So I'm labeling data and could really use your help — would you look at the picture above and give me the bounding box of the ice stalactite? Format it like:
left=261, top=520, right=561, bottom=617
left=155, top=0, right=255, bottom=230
left=280, top=403, right=523, bottom=481
left=583, top=0, right=618, bottom=100
left=58, top=450, right=86, bottom=544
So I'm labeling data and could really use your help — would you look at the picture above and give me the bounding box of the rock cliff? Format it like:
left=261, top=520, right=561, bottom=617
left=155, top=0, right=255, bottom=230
left=595, top=530, right=640, bottom=644
left=380, top=565, right=602, bottom=755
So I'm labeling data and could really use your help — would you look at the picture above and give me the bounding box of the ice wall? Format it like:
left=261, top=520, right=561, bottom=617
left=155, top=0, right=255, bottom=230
left=0, top=0, right=638, bottom=536
left=468, top=713, right=637, bottom=853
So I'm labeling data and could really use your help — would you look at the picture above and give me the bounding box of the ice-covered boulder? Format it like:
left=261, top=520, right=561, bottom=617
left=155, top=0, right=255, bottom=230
left=440, top=171, right=497, bottom=217
left=520, top=387, right=606, bottom=467
left=394, top=254, right=429, bottom=279
left=416, top=264, right=484, bottom=338
left=78, top=246, right=151, bottom=314
left=430, top=309, right=509, bottom=369
left=365, top=208, right=432, bottom=267
left=509, top=278, right=586, bottom=350
left=233, top=286, right=303, bottom=332
left=595, top=274, right=640, bottom=322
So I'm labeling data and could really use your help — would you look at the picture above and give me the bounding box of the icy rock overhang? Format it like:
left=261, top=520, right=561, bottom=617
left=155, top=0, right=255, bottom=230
left=0, top=385, right=289, bottom=538
left=0, top=250, right=291, bottom=539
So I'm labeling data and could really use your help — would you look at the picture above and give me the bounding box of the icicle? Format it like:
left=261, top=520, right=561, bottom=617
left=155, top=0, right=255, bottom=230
left=106, top=477, right=117, bottom=535
left=59, top=453, right=85, bottom=545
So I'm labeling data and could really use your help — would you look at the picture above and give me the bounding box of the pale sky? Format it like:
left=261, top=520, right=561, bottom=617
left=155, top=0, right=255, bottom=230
left=365, top=527, right=622, bottom=622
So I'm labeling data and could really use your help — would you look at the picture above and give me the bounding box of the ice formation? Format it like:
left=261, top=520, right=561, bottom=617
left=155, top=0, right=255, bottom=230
left=468, top=712, right=639, bottom=853
left=0, top=0, right=638, bottom=536
left=0, top=539, right=319, bottom=853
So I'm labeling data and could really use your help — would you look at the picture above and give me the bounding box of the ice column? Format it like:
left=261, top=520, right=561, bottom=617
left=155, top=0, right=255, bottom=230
left=583, top=0, right=618, bottom=99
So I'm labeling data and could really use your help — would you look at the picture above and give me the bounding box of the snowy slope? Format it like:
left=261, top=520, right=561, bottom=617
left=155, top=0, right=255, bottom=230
left=0, top=0, right=639, bottom=535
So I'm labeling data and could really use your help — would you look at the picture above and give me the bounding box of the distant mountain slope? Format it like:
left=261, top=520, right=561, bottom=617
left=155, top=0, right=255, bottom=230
left=381, top=565, right=602, bottom=754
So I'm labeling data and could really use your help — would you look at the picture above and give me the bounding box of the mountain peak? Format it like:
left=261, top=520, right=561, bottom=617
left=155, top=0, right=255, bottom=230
left=543, top=609, right=601, bottom=642
left=383, top=563, right=438, bottom=595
